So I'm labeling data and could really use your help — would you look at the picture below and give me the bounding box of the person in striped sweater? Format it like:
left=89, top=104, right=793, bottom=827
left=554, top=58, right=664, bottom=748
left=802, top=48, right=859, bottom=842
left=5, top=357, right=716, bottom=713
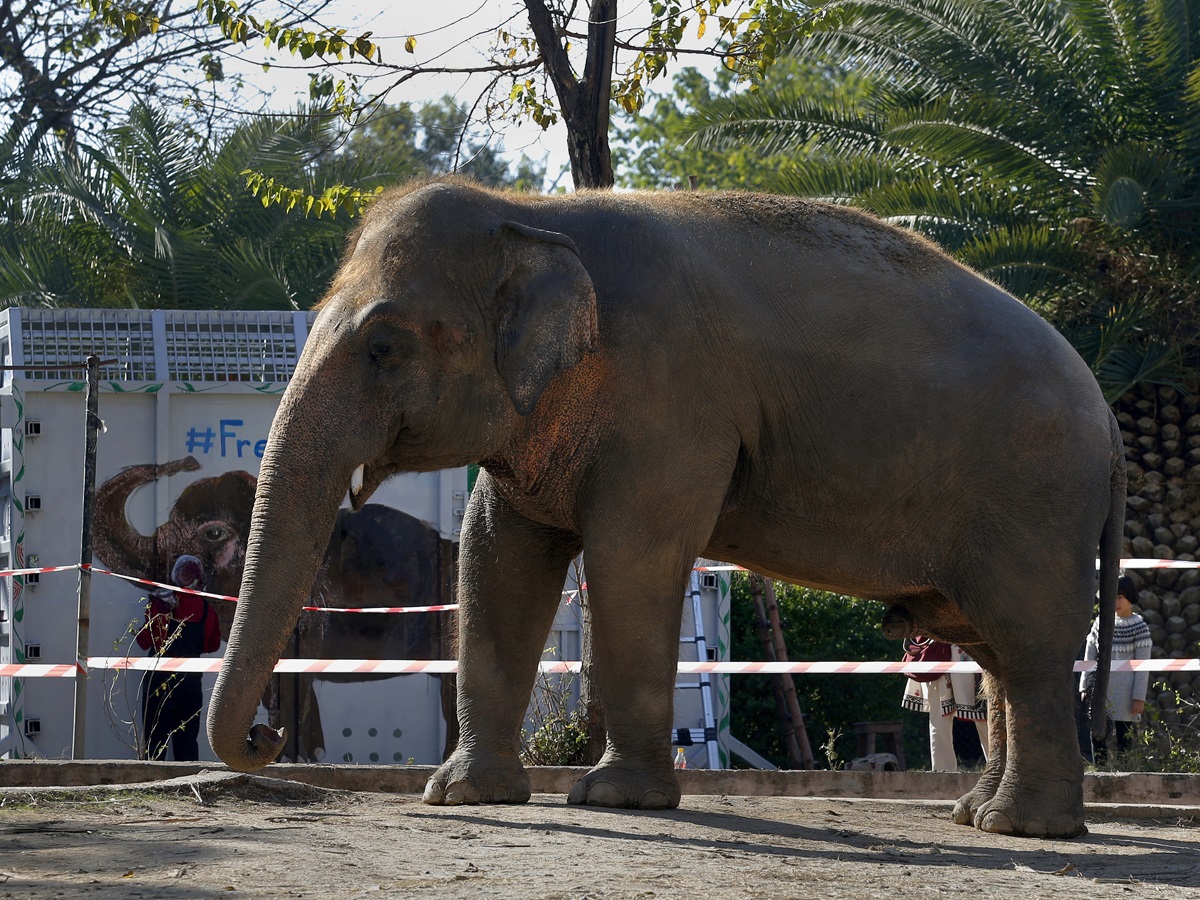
left=1081, top=575, right=1152, bottom=764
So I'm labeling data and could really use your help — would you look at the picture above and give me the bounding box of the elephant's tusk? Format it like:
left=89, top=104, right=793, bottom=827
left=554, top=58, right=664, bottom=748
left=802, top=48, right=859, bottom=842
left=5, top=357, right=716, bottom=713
left=350, top=464, right=365, bottom=497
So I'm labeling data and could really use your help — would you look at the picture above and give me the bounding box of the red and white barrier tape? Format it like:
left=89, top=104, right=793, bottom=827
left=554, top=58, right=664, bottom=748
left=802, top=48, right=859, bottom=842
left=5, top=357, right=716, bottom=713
left=5, top=658, right=1197, bottom=678
left=0, top=664, right=84, bottom=678
left=6, top=564, right=463, bottom=614
left=0, top=557, right=1195, bottom=616
left=1117, top=558, right=1200, bottom=569
left=0, top=564, right=82, bottom=577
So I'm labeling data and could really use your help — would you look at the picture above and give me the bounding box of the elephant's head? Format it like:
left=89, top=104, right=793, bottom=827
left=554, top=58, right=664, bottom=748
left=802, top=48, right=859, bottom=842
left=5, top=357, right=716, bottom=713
left=94, top=458, right=257, bottom=637
left=207, top=180, right=599, bottom=771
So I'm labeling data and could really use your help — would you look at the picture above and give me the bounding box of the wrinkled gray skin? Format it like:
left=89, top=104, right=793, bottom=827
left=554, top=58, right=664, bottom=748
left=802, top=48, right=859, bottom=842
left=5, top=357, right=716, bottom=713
left=207, top=181, right=1123, bottom=839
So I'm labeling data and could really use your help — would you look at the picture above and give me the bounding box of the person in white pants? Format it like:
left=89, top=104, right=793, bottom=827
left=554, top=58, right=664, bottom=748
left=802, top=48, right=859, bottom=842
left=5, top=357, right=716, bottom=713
left=902, top=639, right=989, bottom=772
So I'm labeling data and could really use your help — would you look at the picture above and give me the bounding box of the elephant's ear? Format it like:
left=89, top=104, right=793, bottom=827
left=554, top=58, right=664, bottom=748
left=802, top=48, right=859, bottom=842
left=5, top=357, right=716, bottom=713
left=494, top=221, right=599, bottom=416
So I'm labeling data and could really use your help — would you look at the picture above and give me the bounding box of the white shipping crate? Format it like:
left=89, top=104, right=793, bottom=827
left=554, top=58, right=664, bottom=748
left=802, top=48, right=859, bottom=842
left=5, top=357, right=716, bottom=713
left=0, top=309, right=464, bottom=763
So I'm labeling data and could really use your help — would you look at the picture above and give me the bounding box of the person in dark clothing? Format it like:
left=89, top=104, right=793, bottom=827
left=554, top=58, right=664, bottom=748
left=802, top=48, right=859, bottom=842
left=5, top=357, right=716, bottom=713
left=136, top=555, right=219, bottom=761
left=1073, top=639, right=1095, bottom=764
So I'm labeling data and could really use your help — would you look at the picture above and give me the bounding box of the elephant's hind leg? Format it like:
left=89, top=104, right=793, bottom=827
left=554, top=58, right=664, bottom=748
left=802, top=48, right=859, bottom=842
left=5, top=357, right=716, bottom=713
left=951, top=561, right=1091, bottom=837
left=953, top=669, right=1006, bottom=826
left=970, top=665, right=1088, bottom=838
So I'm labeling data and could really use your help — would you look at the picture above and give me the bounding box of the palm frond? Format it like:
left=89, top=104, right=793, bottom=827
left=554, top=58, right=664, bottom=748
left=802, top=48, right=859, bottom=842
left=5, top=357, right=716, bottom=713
left=955, top=223, right=1084, bottom=297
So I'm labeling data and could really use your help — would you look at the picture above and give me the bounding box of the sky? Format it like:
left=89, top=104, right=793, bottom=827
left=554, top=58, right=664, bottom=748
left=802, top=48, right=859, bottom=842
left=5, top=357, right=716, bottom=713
left=221, top=0, right=719, bottom=187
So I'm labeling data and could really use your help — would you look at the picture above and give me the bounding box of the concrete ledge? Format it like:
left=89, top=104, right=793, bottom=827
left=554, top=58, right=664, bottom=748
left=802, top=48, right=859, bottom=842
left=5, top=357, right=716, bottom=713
left=1, top=760, right=1196, bottom=811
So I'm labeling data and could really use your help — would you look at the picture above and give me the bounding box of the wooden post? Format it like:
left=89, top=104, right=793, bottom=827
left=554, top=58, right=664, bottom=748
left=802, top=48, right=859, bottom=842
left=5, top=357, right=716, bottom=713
left=750, top=574, right=816, bottom=768
left=749, top=574, right=805, bottom=768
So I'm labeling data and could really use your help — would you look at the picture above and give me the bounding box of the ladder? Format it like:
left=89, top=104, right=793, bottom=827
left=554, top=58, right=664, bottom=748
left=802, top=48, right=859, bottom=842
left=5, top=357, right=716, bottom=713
left=674, top=569, right=722, bottom=769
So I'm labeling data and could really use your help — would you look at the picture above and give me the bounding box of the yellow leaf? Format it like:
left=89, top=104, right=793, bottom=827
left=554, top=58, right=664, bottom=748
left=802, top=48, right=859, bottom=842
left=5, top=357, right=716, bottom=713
left=697, top=18, right=706, bottom=38
left=404, top=35, right=416, bottom=53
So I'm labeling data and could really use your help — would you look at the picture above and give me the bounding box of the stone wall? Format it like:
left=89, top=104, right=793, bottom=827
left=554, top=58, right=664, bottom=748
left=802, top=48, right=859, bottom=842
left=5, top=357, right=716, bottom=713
left=1116, top=385, right=1200, bottom=726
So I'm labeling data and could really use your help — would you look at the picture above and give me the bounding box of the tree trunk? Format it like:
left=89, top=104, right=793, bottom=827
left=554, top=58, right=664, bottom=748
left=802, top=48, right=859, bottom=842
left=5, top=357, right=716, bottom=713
left=523, top=0, right=616, bottom=189
left=1116, top=385, right=1200, bottom=719
left=579, top=585, right=606, bottom=764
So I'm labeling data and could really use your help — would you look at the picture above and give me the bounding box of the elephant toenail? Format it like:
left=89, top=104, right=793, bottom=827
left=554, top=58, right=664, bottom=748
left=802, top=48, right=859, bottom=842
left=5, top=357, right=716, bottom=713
left=979, top=811, right=1015, bottom=834
left=639, top=789, right=673, bottom=809
left=1023, top=819, right=1048, bottom=838
left=444, top=780, right=481, bottom=805
left=585, top=782, right=628, bottom=808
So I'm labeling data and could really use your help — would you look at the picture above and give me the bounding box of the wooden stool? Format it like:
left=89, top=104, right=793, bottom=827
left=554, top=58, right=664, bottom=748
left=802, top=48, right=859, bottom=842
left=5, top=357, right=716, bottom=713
left=853, top=721, right=906, bottom=771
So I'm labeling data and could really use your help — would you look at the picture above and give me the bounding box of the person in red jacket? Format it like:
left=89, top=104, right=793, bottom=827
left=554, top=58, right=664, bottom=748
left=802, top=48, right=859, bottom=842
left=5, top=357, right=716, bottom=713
left=136, top=555, right=219, bottom=760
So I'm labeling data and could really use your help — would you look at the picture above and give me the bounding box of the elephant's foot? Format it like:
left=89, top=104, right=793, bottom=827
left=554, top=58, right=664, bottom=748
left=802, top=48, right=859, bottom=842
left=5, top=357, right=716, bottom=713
left=968, top=782, right=1086, bottom=839
left=422, top=751, right=530, bottom=805
left=567, top=763, right=680, bottom=810
left=952, top=770, right=1002, bottom=827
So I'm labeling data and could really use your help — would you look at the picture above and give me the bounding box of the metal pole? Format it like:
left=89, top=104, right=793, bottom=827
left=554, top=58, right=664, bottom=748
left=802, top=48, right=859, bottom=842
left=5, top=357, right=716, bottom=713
left=71, top=356, right=101, bottom=759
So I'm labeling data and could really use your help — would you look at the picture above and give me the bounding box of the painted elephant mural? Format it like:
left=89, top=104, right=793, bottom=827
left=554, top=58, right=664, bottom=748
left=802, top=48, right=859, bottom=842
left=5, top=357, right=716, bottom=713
left=95, top=457, right=255, bottom=641
left=207, top=181, right=1122, bottom=839
left=94, top=457, right=455, bottom=762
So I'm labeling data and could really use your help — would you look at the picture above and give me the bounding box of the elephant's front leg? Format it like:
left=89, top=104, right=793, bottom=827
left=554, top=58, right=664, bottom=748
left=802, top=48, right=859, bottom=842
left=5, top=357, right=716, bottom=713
left=423, top=475, right=580, bottom=806
left=565, top=548, right=696, bottom=810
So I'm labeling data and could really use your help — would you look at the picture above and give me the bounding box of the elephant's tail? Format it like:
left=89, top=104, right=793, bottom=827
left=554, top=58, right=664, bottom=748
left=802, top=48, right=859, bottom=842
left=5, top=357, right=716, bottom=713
left=1090, top=410, right=1126, bottom=740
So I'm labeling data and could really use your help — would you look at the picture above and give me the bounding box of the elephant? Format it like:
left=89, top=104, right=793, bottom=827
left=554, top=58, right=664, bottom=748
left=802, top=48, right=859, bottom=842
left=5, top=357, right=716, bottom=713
left=206, top=180, right=1123, bottom=839
left=94, top=457, right=456, bottom=762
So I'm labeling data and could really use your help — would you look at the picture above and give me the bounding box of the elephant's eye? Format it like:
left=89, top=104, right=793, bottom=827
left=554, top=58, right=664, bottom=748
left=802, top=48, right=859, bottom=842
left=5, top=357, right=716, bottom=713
left=369, top=328, right=410, bottom=368
left=203, top=525, right=229, bottom=543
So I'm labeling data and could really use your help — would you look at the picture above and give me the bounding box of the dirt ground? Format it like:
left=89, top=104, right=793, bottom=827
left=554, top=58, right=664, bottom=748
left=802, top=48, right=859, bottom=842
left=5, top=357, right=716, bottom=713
left=0, top=773, right=1197, bottom=899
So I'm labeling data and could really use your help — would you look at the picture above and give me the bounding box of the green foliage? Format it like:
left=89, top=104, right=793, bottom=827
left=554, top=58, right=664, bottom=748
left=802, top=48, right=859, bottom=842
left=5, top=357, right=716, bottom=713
left=0, top=92, right=545, bottom=314
left=1111, top=690, right=1200, bottom=774
left=187, top=0, right=380, bottom=121
left=0, top=103, right=381, bottom=310
left=344, top=98, right=546, bottom=191
left=684, top=0, right=1200, bottom=396
left=242, top=173, right=383, bottom=219
left=613, top=0, right=821, bottom=116
left=521, top=655, right=589, bottom=766
left=614, top=67, right=783, bottom=189
left=194, top=0, right=379, bottom=60
left=614, top=56, right=874, bottom=190
left=80, top=0, right=160, bottom=39
left=522, top=718, right=591, bottom=767
left=729, top=576, right=916, bottom=769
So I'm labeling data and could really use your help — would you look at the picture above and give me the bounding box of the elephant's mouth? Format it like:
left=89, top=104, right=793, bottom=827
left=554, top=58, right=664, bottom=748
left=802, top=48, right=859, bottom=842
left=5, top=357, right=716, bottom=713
left=349, top=463, right=377, bottom=509
left=348, top=420, right=414, bottom=510
left=348, top=460, right=399, bottom=510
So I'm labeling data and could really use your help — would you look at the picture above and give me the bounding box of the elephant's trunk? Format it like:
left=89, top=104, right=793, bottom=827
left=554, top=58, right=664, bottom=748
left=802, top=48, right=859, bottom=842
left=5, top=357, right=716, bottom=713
left=206, top=376, right=351, bottom=771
